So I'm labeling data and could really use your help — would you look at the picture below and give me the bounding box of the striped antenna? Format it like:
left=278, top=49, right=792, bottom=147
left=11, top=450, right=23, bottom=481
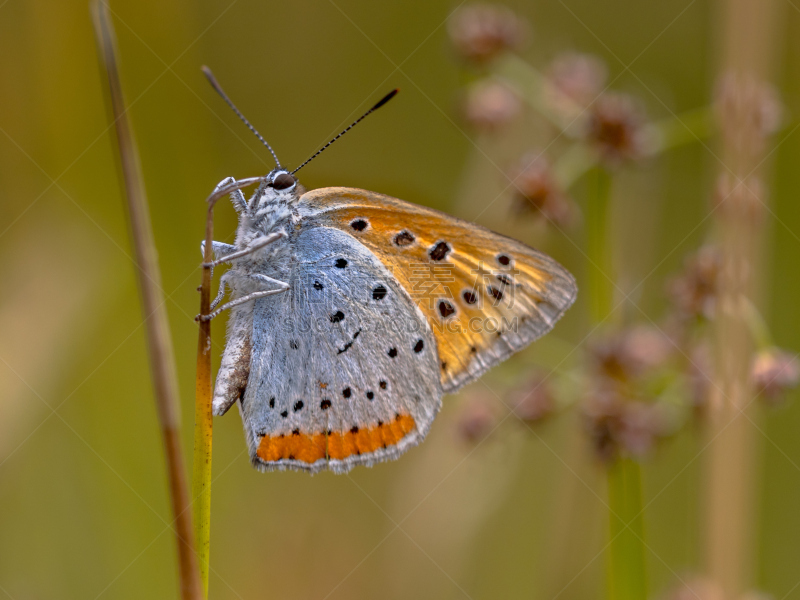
left=291, top=89, right=399, bottom=175
left=201, top=66, right=282, bottom=168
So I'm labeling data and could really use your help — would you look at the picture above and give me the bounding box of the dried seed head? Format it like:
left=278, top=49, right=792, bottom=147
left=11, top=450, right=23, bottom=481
left=589, top=327, right=673, bottom=384
left=582, top=386, right=624, bottom=461
left=462, top=79, right=522, bottom=131
left=711, top=172, right=766, bottom=224
left=587, top=93, right=648, bottom=165
left=455, top=396, right=498, bottom=443
left=752, top=348, right=800, bottom=406
left=716, top=72, right=782, bottom=157
left=582, top=387, right=669, bottom=461
left=667, top=245, right=723, bottom=321
left=448, top=4, right=528, bottom=64
left=740, top=591, right=777, bottom=600
left=544, top=52, right=608, bottom=125
left=622, top=326, right=675, bottom=372
left=665, top=577, right=725, bottom=600
left=667, top=578, right=773, bottom=600
left=616, top=401, right=670, bottom=458
left=513, top=375, right=555, bottom=423
left=687, top=342, right=713, bottom=414
left=510, top=153, right=576, bottom=227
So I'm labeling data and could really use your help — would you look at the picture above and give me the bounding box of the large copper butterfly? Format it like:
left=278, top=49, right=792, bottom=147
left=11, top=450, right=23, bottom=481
left=200, top=70, right=577, bottom=473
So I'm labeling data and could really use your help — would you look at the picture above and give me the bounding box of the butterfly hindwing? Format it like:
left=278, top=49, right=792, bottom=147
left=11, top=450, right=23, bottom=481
left=298, top=188, right=578, bottom=392
left=241, top=226, right=442, bottom=473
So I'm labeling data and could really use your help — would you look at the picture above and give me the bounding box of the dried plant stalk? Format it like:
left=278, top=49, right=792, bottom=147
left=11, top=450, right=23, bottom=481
left=90, top=3, right=202, bottom=598
left=706, top=0, right=783, bottom=594
left=193, top=284, right=212, bottom=598
left=194, top=176, right=263, bottom=596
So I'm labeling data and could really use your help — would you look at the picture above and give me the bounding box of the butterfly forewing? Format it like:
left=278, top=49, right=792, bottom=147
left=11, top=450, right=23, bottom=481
left=299, top=188, right=578, bottom=392
left=242, top=225, right=442, bottom=473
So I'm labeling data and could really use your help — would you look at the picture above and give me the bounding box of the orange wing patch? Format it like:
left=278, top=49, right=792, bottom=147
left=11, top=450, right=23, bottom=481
left=256, top=414, right=416, bottom=465
left=301, top=188, right=577, bottom=391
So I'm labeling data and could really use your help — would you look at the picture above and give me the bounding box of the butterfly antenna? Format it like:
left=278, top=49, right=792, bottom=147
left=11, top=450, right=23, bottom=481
left=201, top=66, right=282, bottom=168
left=291, top=89, right=399, bottom=175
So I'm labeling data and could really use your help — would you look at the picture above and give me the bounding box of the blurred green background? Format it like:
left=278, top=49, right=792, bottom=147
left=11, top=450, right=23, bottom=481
left=1, top=1, right=800, bottom=598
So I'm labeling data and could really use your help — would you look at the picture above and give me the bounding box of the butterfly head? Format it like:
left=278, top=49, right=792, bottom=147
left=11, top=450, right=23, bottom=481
left=266, top=168, right=298, bottom=193
left=244, top=168, right=303, bottom=234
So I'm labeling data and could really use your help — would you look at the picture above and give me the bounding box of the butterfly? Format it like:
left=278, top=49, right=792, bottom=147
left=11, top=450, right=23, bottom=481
left=200, top=71, right=577, bottom=474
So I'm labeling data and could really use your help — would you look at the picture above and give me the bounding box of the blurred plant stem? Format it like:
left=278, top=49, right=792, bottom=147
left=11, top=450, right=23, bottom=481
left=587, top=167, right=614, bottom=324
left=652, top=107, right=715, bottom=154
left=90, top=3, right=203, bottom=599
left=607, top=459, right=647, bottom=600
left=585, top=164, right=647, bottom=598
left=705, top=0, right=783, bottom=594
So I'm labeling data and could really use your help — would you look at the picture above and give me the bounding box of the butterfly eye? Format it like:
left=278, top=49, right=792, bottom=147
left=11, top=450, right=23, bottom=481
left=271, top=172, right=295, bottom=190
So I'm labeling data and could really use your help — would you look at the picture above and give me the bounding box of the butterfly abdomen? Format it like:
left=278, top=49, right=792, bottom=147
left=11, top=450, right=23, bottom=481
left=212, top=304, right=253, bottom=416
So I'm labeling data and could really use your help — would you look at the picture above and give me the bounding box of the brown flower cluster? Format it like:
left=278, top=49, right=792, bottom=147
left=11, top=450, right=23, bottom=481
left=512, top=374, right=556, bottom=424
left=455, top=395, right=498, bottom=443
left=510, top=153, right=575, bottom=227
left=665, top=576, right=774, bottom=600
left=711, top=172, right=766, bottom=224
left=586, top=92, right=649, bottom=165
left=461, top=79, right=522, bottom=131
left=716, top=72, right=782, bottom=158
left=751, top=348, right=800, bottom=406
left=448, top=4, right=528, bottom=64
left=543, top=52, right=608, bottom=128
left=582, top=327, right=675, bottom=461
left=667, top=245, right=722, bottom=322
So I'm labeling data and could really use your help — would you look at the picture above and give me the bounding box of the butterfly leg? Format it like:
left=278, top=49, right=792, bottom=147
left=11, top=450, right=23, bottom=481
left=214, top=176, right=248, bottom=213
left=202, top=231, right=286, bottom=268
left=210, top=272, right=231, bottom=311
left=198, top=241, right=237, bottom=281
left=200, top=240, right=236, bottom=260
left=198, top=274, right=289, bottom=322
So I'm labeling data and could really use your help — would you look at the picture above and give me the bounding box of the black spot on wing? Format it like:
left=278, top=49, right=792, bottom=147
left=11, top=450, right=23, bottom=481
left=438, top=300, right=455, bottom=318
left=429, top=241, right=450, bottom=261
left=350, top=219, right=368, bottom=231
left=372, top=285, right=387, bottom=301
left=394, top=230, right=415, bottom=246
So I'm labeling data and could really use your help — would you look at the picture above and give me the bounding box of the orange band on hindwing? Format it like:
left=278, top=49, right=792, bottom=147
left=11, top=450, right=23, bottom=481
left=256, top=414, right=416, bottom=465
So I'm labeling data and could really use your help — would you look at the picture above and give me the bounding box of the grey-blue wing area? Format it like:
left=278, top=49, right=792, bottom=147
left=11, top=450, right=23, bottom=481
left=240, top=226, right=442, bottom=473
